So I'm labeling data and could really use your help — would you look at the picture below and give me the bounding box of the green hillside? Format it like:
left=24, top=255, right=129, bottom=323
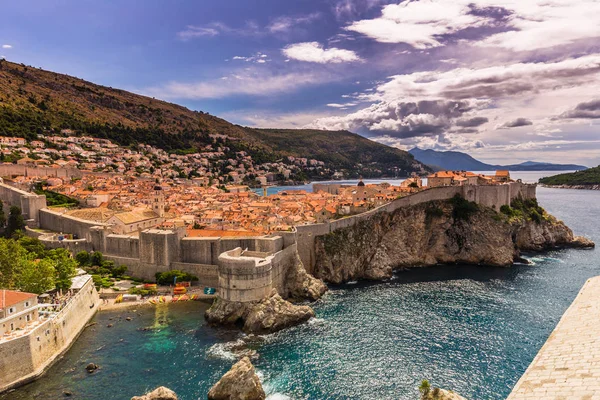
left=539, top=167, right=599, bottom=186
left=0, top=59, right=427, bottom=178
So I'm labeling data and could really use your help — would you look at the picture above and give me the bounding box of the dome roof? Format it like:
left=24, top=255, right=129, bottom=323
left=357, top=180, right=365, bottom=187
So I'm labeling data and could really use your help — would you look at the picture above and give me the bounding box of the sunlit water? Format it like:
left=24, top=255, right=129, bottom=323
left=5, top=184, right=599, bottom=400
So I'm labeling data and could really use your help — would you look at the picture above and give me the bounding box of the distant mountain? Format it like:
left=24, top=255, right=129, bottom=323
left=409, top=148, right=587, bottom=172
left=0, top=59, right=428, bottom=178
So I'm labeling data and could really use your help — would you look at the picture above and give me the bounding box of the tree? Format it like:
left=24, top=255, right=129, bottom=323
left=75, top=250, right=91, bottom=266
left=18, top=236, right=47, bottom=258
left=90, top=251, right=103, bottom=266
left=0, top=237, right=32, bottom=289
left=0, top=200, right=6, bottom=228
left=47, top=248, right=77, bottom=292
left=18, top=259, right=55, bottom=294
left=6, top=206, right=25, bottom=237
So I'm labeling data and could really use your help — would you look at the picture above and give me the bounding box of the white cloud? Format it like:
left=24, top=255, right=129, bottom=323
left=346, top=1, right=486, bottom=49
left=346, top=0, right=600, bottom=52
left=282, top=42, right=362, bottom=63
left=142, top=69, right=328, bottom=100
left=1, top=44, right=12, bottom=49
left=307, top=54, right=600, bottom=147
left=177, top=25, right=220, bottom=40
left=267, top=13, right=321, bottom=33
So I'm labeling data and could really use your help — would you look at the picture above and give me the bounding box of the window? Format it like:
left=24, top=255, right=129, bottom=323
left=8, top=307, right=14, bottom=314
left=25, top=301, right=30, bottom=307
left=10, top=323, right=14, bottom=331
left=26, top=314, right=31, bottom=322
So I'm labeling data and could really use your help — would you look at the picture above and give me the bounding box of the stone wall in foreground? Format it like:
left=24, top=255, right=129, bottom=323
left=0, top=277, right=100, bottom=393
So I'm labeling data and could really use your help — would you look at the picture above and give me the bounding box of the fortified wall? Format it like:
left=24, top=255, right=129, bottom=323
left=0, top=181, right=535, bottom=301
left=0, top=182, right=47, bottom=226
left=295, top=182, right=536, bottom=273
left=0, top=277, right=100, bottom=393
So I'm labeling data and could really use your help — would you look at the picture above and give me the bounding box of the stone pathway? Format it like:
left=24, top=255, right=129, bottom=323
left=507, top=276, right=600, bottom=399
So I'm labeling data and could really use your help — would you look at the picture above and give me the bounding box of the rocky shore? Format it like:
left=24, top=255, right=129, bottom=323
left=313, top=196, right=594, bottom=284
left=132, top=357, right=265, bottom=400
left=541, top=184, right=600, bottom=190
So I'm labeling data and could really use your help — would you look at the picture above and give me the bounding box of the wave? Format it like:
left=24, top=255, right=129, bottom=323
left=206, top=339, right=244, bottom=361
left=266, top=394, right=292, bottom=400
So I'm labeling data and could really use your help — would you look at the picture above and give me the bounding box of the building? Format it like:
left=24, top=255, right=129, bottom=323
left=0, top=290, right=38, bottom=335
left=495, top=170, right=511, bottom=182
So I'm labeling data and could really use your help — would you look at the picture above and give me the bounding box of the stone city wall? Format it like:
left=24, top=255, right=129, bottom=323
left=39, top=209, right=110, bottom=242
left=0, top=182, right=47, bottom=225
left=297, top=183, right=536, bottom=273
left=0, top=277, right=100, bottom=393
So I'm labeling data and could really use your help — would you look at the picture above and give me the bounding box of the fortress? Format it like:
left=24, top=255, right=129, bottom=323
left=3, top=180, right=536, bottom=303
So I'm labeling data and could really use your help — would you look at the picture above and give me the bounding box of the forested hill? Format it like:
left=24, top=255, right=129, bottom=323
left=0, top=59, right=427, bottom=178
left=539, top=167, right=599, bottom=186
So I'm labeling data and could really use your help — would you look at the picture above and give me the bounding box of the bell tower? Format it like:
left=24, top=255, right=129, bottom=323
left=152, top=185, right=165, bottom=217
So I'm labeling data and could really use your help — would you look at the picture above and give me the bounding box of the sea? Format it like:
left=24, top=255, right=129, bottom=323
left=4, top=171, right=599, bottom=400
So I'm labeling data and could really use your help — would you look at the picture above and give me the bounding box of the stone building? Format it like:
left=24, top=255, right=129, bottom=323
left=0, top=290, right=38, bottom=335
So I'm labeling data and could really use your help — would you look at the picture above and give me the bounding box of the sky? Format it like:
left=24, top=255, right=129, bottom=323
left=1, top=0, right=600, bottom=166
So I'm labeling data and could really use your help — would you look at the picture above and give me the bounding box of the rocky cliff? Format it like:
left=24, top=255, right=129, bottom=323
left=313, top=196, right=593, bottom=284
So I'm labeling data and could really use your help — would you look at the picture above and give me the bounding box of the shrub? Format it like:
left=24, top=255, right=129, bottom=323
left=111, top=265, right=128, bottom=278
left=450, top=194, right=478, bottom=221
left=75, top=250, right=91, bottom=266
left=128, top=286, right=157, bottom=296
left=155, top=270, right=198, bottom=285
left=419, top=380, right=431, bottom=396
left=426, top=206, right=444, bottom=219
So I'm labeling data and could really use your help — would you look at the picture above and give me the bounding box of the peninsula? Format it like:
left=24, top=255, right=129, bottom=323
left=539, top=166, right=600, bottom=189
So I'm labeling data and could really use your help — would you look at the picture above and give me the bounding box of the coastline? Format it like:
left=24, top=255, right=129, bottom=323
left=540, top=184, right=600, bottom=190
left=99, top=294, right=216, bottom=312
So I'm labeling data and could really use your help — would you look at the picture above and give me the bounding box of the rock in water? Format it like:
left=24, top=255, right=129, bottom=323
left=205, top=289, right=315, bottom=334
left=421, top=388, right=468, bottom=400
left=131, top=386, right=178, bottom=400
left=208, top=357, right=265, bottom=400
left=244, top=289, right=314, bottom=334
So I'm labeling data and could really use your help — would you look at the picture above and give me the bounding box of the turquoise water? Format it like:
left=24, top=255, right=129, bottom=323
left=4, top=186, right=599, bottom=400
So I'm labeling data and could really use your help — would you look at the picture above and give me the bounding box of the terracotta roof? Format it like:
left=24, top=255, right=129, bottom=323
left=0, top=290, right=37, bottom=309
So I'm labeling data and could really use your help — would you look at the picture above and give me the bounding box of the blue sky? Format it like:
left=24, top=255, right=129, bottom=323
left=2, top=0, right=600, bottom=165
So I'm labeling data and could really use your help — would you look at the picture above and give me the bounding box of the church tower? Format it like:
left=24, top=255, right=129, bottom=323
left=152, top=185, right=165, bottom=217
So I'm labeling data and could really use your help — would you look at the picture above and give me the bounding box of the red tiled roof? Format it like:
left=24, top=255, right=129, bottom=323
left=0, top=290, right=37, bottom=309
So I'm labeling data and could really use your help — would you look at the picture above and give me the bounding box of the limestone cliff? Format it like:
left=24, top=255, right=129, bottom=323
left=313, top=196, right=593, bottom=284
left=282, top=250, right=327, bottom=301
left=208, top=357, right=266, bottom=400
left=205, top=289, right=315, bottom=334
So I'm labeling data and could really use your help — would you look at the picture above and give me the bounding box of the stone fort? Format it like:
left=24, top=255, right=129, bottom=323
left=1, top=180, right=536, bottom=303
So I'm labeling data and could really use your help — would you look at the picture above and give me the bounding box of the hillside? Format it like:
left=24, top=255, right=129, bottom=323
left=0, top=59, right=426, bottom=178
left=410, top=148, right=587, bottom=171
left=539, top=167, right=600, bottom=186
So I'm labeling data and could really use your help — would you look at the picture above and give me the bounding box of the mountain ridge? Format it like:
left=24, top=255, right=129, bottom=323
left=0, top=59, right=428, bottom=178
left=409, top=147, right=587, bottom=172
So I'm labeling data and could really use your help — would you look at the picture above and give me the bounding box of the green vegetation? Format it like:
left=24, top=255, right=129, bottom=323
left=75, top=250, right=129, bottom=289
left=539, top=166, right=598, bottom=186
left=419, top=380, right=431, bottom=396
left=499, top=197, right=546, bottom=224
left=0, top=237, right=77, bottom=294
left=5, top=205, right=25, bottom=237
left=128, top=286, right=158, bottom=296
left=155, top=270, right=198, bottom=285
left=450, top=194, right=479, bottom=221
left=33, top=184, right=79, bottom=207
left=0, top=60, right=427, bottom=178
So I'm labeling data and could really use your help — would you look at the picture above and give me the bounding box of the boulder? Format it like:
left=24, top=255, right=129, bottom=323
left=131, top=386, right=178, bottom=400
left=207, top=357, right=265, bottom=400
left=244, top=289, right=314, bottom=334
left=421, top=387, right=468, bottom=400
left=205, top=289, right=315, bottom=334
left=85, top=363, right=98, bottom=373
